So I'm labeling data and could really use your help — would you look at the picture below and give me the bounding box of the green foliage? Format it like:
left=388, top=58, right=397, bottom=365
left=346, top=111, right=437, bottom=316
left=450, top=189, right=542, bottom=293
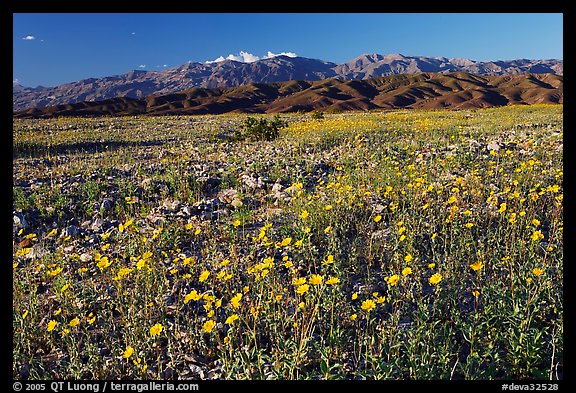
left=236, top=115, right=287, bottom=141
left=12, top=107, right=563, bottom=380
left=311, top=110, right=325, bottom=120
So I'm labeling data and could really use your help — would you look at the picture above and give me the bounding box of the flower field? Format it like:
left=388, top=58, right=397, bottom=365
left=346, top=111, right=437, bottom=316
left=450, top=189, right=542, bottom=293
left=13, top=105, right=563, bottom=379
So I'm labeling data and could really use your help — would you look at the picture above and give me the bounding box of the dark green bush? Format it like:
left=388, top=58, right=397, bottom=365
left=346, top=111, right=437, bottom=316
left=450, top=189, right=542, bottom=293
left=236, top=115, right=287, bottom=141
left=311, top=110, right=325, bottom=120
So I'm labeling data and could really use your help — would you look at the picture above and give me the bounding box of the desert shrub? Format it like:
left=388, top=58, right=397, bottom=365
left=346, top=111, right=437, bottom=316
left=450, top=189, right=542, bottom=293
left=236, top=115, right=287, bottom=141
left=311, top=110, right=325, bottom=120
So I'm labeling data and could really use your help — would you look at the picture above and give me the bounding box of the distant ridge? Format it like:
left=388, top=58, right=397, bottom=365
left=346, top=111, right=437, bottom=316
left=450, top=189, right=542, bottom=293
left=13, top=72, right=563, bottom=118
left=13, top=53, right=563, bottom=111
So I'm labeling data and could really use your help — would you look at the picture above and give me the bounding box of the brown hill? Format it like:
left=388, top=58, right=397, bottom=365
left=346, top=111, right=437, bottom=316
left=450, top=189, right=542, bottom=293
left=13, top=53, right=562, bottom=112
left=14, top=72, right=563, bottom=118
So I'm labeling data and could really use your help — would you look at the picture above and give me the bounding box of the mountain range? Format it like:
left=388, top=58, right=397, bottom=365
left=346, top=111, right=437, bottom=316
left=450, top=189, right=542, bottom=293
left=13, top=72, right=563, bottom=118
left=13, top=53, right=563, bottom=112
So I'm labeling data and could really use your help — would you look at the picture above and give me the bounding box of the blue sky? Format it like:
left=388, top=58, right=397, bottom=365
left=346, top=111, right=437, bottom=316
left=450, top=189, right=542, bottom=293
left=13, top=13, right=563, bottom=88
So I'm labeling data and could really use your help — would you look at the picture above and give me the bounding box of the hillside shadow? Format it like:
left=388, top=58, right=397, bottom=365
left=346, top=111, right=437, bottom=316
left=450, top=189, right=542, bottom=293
left=13, top=139, right=167, bottom=159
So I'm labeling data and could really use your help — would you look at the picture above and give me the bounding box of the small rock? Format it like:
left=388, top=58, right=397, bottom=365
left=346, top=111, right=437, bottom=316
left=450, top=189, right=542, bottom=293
left=164, top=295, right=175, bottom=306
left=241, top=174, right=264, bottom=189
left=231, top=198, right=243, bottom=208
left=371, top=229, right=392, bottom=241
left=213, top=209, right=230, bottom=217
left=468, top=139, right=482, bottom=151
left=62, top=225, right=79, bottom=237
left=206, top=366, right=223, bottom=379
left=372, top=204, right=387, bottom=214
left=188, top=364, right=205, bottom=379
left=19, top=238, right=32, bottom=248
left=353, top=282, right=381, bottom=294
left=91, top=218, right=105, bottom=231
left=181, top=206, right=193, bottom=216
left=271, top=191, right=290, bottom=203
left=25, top=245, right=45, bottom=260
left=218, top=188, right=238, bottom=204
left=140, top=178, right=155, bottom=191
left=146, top=212, right=166, bottom=225
left=162, top=199, right=181, bottom=212
left=13, top=211, right=28, bottom=228
left=100, top=199, right=114, bottom=211
left=80, top=253, right=93, bottom=263
left=271, top=181, right=284, bottom=193
left=487, top=141, right=502, bottom=151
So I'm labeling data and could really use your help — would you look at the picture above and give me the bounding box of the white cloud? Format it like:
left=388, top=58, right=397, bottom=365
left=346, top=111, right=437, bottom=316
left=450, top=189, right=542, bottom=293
left=205, top=50, right=297, bottom=64
left=264, top=51, right=298, bottom=59
left=131, top=32, right=136, bottom=35
left=138, top=64, right=146, bottom=68
left=22, top=35, right=35, bottom=40
left=163, top=64, right=167, bottom=67
left=13, top=78, right=20, bottom=85
left=207, top=56, right=227, bottom=63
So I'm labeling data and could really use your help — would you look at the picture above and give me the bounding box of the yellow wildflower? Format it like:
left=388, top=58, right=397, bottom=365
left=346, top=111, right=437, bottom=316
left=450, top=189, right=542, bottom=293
left=388, top=274, right=400, bottom=286
left=296, top=284, right=309, bottom=295
left=69, top=317, right=80, bottom=327
left=429, top=273, right=442, bottom=285
left=123, top=346, right=134, bottom=359
left=199, top=270, right=210, bottom=282
left=361, top=299, right=376, bottom=313
left=309, top=274, right=323, bottom=285
left=225, top=314, right=239, bottom=325
left=202, top=320, right=216, bottom=333
left=470, top=261, right=484, bottom=271
left=531, top=230, right=544, bottom=242
left=149, top=323, right=163, bottom=337
left=230, top=293, right=242, bottom=309
left=532, top=267, right=544, bottom=277
left=47, top=320, right=57, bottom=332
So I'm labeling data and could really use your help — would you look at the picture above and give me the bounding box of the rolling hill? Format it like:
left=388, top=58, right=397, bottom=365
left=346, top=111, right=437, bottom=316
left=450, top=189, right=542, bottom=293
left=13, top=72, right=563, bottom=118
left=13, top=54, right=563, bottom=111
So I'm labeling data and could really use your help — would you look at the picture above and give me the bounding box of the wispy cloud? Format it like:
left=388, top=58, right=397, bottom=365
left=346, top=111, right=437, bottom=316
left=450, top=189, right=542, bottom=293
left=138, top=64, right=146, bottom=68
left=205, top=50, right=297, bottom=64
left=22, top=35, right=35, bottom=41
left=265, top=51, right=298, bottom=59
